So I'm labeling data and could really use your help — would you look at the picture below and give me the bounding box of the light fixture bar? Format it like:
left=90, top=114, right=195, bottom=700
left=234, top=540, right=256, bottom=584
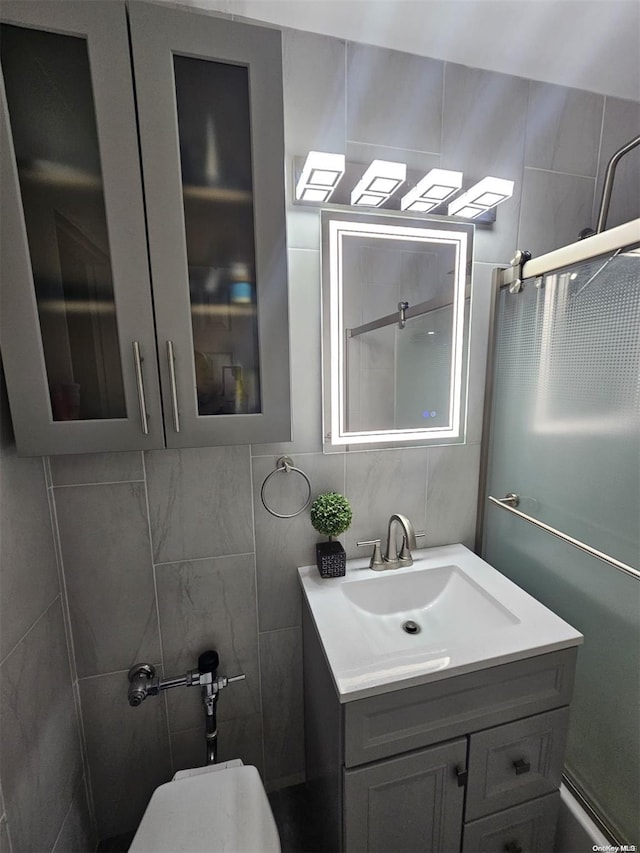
left=351, top=159, right=406, bottom=207
left=295, top=151, right=345, bottom=202
left=401, top=168, right=463, bottom=212
left=448, top=176, right=514, bottom=218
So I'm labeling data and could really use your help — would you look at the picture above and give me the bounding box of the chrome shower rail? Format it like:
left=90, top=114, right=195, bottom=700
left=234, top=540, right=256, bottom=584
left=496, top=218, right=640, bottom=290
left=488, top=494, right=640, bottom=582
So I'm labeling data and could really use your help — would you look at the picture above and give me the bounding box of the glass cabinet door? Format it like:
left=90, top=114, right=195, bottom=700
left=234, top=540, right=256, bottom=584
left=129, top=1, right=291, bottom=447
left=0, top=1, right=163, bottom=455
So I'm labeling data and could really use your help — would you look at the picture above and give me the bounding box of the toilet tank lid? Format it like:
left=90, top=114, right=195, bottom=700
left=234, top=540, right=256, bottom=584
left=129, top=765, right=281, bottom=853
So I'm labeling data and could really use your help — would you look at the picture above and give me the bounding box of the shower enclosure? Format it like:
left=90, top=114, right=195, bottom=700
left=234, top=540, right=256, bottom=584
left=480, top=218, right=640, bottom=846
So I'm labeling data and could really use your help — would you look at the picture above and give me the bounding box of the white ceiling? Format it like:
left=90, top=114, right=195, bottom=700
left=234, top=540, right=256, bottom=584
left=174, top=0, right=640, bottom=101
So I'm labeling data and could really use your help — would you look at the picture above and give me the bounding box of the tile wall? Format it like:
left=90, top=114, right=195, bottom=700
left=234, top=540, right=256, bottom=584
left=1, top=18, right=638, bottom=849
left=0, top=373, right=96, bottom=853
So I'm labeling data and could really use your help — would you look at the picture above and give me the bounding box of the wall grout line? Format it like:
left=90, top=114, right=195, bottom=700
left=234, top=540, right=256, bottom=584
left=49, top=783, right=77, bottom=853
left=153, top=550, right=257, bottom=568
left=45, top=460, right=99, bottom=841
left=1, top=812, right=13, bottom=853
left=0, top=593, right=60, bottom=670
left=346, top=139, right=441, bottom=158
left=51, top=479, right=146, bottom=489
left=523, top=164, right=599, bottom=181
left=592, top=95, right=608, bottom=226
left=78, top=664, right=163, bottom=683
left=248, top=447, right=267, bottom=779
left=141, top=450, right=174, bottom=776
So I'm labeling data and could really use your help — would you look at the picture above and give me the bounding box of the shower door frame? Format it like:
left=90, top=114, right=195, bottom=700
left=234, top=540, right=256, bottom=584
left=475, top=216, right=640, bottom=846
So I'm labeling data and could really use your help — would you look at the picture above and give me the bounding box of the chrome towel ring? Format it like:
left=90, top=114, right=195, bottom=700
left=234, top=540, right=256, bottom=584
left=260, top=456, right=312, bottom=519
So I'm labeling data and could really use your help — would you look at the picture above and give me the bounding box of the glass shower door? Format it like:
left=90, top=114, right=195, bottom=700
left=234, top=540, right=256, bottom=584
left=482, top=244, right=640, bottom=843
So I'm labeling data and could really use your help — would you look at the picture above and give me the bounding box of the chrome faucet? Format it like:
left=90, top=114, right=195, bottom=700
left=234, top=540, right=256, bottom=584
left=383, top=513, right=417, bottom=569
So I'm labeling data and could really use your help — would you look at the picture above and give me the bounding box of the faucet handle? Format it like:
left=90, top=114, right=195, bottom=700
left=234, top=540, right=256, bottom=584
left=357, top=539, right=385, bottom=570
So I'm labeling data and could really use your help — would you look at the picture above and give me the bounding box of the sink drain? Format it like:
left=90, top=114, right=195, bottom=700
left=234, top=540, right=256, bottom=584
left=402, top=620, right=421, bottom=635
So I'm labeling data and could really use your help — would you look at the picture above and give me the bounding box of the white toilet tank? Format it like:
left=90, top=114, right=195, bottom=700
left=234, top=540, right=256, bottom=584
left=129, top=763, right=281, bottom=853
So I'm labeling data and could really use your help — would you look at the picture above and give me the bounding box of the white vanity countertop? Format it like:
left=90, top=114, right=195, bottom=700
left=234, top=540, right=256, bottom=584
left=299, top=543, right=583, bottom=702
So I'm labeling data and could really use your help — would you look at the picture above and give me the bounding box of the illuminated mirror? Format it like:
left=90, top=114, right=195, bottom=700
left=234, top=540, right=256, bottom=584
left=321, top=210, right=474, bottom=450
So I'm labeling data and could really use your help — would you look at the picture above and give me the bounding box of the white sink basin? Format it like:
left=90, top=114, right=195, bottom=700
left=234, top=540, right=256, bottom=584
left=299, top=544, right=582, bottom=701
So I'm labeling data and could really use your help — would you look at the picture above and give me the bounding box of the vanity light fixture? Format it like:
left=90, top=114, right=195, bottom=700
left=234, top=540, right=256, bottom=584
left=448, top=176, right=514, bottom=218
left=400, top=168, right=463, bottom=213
left=295, top=151, right=345, bottom=202
left=351, top=159, right=406, bottom=207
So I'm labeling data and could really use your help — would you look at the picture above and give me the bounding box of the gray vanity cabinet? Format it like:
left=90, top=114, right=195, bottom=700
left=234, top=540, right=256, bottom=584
left=344, top=739, right=467, bottom=853
left=302, top=601, right=576, bottom=853
left=0, top=0, right=290, bottom=455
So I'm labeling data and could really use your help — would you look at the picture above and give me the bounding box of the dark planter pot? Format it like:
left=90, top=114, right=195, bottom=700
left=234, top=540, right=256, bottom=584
left=315, top=540, right=346, bottom=578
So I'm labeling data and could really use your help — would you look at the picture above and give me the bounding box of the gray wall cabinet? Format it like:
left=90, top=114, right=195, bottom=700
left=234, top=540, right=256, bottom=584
left=0, top=0, right=290, bottom=456
left=303, top=601, right=576, bottom=852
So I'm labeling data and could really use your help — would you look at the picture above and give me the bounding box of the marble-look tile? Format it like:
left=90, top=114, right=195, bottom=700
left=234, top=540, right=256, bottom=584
left=79, top=671, right=172, bottom=840
left=252, top=250, right=324, bottom=456
left=155, top=555, right=260, bottom=734
left=282, top=29, right=346, bottom=155
left=441, top=63, right=528, bottom=179
left=54, top=482, right=160, bottom=678
left=594, top=97, right=640, bottom=230
left=145, top=446, right=253, bottom=564
left=346, top=142, right=440, bottom=176
left=0, top=449, right=59, bottom=660
left=525, top=82, right=604, bottom=177
left=52, top=778, right=96, bottom=853
left=0, top=816, right=10, bottom=853
left=518, top=168, right=595, bottom=257
left=343, top=447, right=429, bottom=558
left=441, top=63, right=528, bottom=265
left=50, top=452, right=144, bottom=486
left=252, top=453, right=345, bottom=631
left=259, top=628, right=304, bottom=786
left=0, top=600, right=83, bottom=853
left=285, top=207, right=320, bottom=251
left=170, top=712, right=264, bottom=778
left=347, top=43, right=443, bottom=153
left=466, top=262, right=496, bottom=445
left=424, top=443, right=482, bottom=550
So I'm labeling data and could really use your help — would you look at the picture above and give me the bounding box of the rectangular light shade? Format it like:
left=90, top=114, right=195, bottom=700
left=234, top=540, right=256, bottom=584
left=295, top=151, right=345, bottom=202
left=351, top=159, right=406, bottom=206
left=448, top=176, right=514, bottom=218
left=401, top=168, right=463, bottom=212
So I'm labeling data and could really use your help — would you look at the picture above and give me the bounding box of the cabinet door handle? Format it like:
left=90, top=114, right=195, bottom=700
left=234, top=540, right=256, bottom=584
left=166, top=340, right=180, bottom=433
left=132, top=341, right=149, bottom=435
left=513, top=758, right=531, bottom=775
left=455, top=765, right=468, bottom=787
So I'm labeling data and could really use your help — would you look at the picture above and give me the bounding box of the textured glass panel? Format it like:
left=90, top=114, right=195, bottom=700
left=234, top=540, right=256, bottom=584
left=173, top=55, right=260, bottom=417
left=1, top=25, right=126, bottom=420
left=483, top=244, right=640, bottom=843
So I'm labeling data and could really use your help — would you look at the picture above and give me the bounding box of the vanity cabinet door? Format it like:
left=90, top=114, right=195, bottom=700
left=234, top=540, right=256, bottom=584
left=129, top=1, right=291, bottom=448
left=343, top=739, right=467, bottom=853
left=465, top=707, right=569, bottom=820
left=0, top=1, right=164, bottom=455
left=462, top=792, right=560, bottom=852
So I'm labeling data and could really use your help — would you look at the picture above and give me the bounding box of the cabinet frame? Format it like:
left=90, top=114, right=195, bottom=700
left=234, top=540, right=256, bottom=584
left=0, top=0, right=165, bottom=455
left=129, top=1, right=291, bottom=448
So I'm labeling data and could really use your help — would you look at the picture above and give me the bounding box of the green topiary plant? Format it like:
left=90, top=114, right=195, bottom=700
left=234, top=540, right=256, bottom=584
left=310, top=492, right=352, bottom=578
left=310, top=492, right=352, bottom=541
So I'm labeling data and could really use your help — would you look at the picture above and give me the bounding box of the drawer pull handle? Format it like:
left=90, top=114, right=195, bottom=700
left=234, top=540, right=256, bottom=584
left=513, top=758, right=531, bottom=775
left=455, top=765, right=468, bottom=787
left=504, top=842, right=523, bottom=853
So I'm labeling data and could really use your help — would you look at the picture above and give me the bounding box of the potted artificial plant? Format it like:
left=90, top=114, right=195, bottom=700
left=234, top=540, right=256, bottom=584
left=310, top=491, right=353, bottom=578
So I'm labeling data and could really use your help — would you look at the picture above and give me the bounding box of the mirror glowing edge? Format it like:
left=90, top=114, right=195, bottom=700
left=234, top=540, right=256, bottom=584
left=321, top=210, right=474, bottom=451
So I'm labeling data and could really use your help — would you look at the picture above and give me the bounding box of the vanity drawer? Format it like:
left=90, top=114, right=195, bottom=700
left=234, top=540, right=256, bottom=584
left=343, top=648, right=576, bottom=767
left=462, top=792, right=560, bottom=852
left=465, top=707, right=569, bottom=820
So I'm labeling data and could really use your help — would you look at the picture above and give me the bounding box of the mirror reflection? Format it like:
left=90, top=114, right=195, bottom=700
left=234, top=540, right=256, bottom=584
left=321, top=211, right=474, bottom=449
